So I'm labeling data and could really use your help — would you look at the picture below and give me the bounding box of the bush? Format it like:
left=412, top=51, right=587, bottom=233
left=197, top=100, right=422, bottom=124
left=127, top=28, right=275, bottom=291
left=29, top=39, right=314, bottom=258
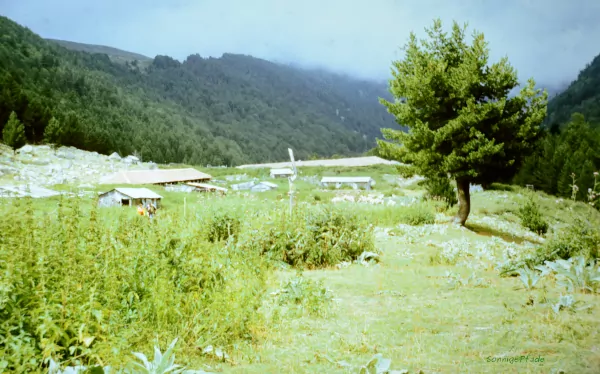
left=498, top=216, right=600, bottom=276
left=0, top=196, right=268, bottom=371
left=517, top=196, right=549, bottom=235
left=397, top=201, right=436, bottom=225
left=396, top=164, right=417, bottom=178
left=244, top=204, right=375, bottom=268
left=205, top=210, right=241, bottom=242
left=423, top=175, right=457, bottom=207
left=276, top=273, right=333, bottom=317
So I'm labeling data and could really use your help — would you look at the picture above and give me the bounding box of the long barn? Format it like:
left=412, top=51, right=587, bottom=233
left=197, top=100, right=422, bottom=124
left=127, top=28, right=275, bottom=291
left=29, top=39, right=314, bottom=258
left=100, top=168, right=211, bottom=185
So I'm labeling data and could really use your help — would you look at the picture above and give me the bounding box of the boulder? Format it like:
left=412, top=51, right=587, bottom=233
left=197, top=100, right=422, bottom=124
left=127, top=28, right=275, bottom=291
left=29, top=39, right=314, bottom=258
left=108, top=152, right=121, bottom=161
left=30, top=158, right=51, bottom=166
left=57, top=150, right=75, bottom=160
left=17, top=145, right=33, bottom=154
left=123, top=155, right=140, bottom=164
left=0, top=166, right=18, bottom=175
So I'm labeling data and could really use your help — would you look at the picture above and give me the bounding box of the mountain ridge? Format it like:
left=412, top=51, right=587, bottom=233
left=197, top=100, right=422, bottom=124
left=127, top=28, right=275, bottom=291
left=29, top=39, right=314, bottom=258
left=0, top=16, right=400, bottom=166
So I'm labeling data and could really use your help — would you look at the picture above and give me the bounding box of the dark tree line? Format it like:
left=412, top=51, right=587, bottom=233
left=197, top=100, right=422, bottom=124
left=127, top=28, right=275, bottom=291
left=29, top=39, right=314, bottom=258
left=515, top=113, right=600, bottom=203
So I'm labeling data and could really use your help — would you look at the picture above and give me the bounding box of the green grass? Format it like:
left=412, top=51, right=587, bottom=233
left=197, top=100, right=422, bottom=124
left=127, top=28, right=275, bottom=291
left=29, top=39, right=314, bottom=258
left=227, top=203, right=600, bottom=373
left=2, top=167, right=600, bottom=373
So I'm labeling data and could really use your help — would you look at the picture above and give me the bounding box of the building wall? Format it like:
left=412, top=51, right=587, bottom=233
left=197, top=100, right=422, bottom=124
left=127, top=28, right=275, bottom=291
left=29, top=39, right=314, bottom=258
left=321, top=181, right=371, bottom=190
left=270, top=173, right=291, bottom=178
left=98, top=190, right=128, bottom=207
left=98, top=191, right=161, bottom=208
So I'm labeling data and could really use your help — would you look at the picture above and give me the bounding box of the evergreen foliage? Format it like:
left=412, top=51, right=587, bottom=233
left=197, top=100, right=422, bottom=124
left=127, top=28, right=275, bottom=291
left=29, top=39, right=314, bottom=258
left=515, top=113, right=600, bottom=206
left=377, top=19, right=547, bottom=225
left=2, top=111, right=26, bottom=153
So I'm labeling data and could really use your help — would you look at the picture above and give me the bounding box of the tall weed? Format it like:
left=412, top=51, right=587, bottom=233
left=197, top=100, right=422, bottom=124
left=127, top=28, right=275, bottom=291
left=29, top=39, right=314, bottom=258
left=0, top=195, right=269, bottom=372
left=243, top=204, right=375, bottom=268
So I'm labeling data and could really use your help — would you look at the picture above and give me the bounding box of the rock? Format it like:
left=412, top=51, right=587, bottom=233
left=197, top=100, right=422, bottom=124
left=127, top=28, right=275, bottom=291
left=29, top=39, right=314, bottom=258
left=30, top=158, right=51, bottom=166
left=108, top=152, right=121, bottom=161
left=17, top=145, right=33, bottom=154
left=123, top=155, right=140, bottom=164
left=0, top=166, right=17, bottom=175
left=57, top=150, right=75, bottom=160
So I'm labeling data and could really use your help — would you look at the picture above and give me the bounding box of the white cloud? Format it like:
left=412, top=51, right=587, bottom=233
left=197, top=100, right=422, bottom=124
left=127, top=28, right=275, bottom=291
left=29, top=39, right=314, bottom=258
left=3, top=0, right=600, bottom=87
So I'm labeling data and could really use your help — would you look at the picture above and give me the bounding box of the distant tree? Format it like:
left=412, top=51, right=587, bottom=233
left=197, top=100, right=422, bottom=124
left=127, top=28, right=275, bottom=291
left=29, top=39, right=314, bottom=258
left=378, top=19, right=548, bottom=225
left=2, top=111, right=27, bottom=154
left=43, top=116, right=63, bottom=150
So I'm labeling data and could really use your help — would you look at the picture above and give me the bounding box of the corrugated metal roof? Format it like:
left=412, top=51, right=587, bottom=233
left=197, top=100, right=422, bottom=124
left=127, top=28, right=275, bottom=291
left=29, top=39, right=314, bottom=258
left=270, top=168, right=293, bottom=174
left=100, top=168, right=211, bottom=185
left=187, top=183, right=228, bottom=192
left=102, top=188, right=163, bottom=199
left=258, top=181, right=278, bottom=188
left=321, top=176, right=373, bottom=183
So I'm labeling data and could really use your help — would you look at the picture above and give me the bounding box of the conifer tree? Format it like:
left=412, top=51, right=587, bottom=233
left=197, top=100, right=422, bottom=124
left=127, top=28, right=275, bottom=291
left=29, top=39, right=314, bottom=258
left=2, top=111, right=26, bottom=154
left=378, top=19, right=548, bottom=225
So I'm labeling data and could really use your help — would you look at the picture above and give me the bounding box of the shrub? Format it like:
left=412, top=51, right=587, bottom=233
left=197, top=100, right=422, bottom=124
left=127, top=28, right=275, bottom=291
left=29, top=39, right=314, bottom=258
left=276, top=273, right=333, bottom=317
left=422, top=175, right=458, bottom=207
left=517, top=196, right=549, bottom=235
left=244, top=204, right=375, bottom=268
left=396, top=164, right=417, bottom=178
left=204, top=210, right=241, bottom=242
left=0, top=196, right=268, bottom=371
left=397, top=201, right=436, bottom=225
left=498, top=216, right=600, bottom=276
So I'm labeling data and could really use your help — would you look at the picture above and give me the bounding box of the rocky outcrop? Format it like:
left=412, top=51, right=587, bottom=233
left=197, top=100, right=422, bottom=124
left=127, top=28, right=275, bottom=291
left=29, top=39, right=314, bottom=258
left=0, top=144, right=157, bottom=187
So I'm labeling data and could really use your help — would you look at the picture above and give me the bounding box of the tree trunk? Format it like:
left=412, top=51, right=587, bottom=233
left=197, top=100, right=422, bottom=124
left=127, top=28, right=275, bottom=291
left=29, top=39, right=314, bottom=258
left=453, top=178, right=471, bottom=226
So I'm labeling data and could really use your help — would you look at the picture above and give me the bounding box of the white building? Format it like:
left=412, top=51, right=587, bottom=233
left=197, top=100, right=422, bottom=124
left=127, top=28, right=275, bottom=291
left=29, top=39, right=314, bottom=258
left=320, top=176, right=375, bottom=191
left=98, top=188, right=162, bottom=208
left=231, top=180, right=278, bottom=192
left=251, top=181, right=278, bottom=192
left=270, top=168, right=294, bottom=178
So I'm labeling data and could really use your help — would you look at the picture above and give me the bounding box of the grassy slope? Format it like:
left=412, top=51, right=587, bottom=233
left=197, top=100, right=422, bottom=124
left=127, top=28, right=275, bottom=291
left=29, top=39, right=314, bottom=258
left=6, top=165, right=600, bottom=373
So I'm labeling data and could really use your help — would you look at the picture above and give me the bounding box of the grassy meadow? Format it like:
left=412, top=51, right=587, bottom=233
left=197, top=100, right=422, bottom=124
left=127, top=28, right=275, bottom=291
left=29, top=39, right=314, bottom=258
left=1, top=164, right=600, bottom=373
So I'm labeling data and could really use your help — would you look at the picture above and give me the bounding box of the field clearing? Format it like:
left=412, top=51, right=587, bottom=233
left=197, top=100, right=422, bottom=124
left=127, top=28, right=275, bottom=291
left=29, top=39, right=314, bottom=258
left=1, top=164, right=600, bottom=373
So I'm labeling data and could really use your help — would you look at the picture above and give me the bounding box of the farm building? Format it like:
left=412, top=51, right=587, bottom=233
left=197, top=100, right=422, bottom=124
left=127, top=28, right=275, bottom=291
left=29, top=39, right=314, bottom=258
left=165, top=183, right=227, bottom=194
left=270, top=168, right=294, bottom=178
left=187, top=183, right=228, bottom=194
left=99, top=168, right=211, bottom=186
left=251, top=181, right=278, bottom=192
left=231, top=181, right=278, bottom=192
left=320, top=176, right=375, bottom=191
left=98, top=188, right=162, bottom=208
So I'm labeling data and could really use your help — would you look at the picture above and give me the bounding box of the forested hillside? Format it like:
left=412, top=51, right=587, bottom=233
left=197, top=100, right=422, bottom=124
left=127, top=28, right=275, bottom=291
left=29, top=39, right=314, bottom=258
left=516, top=52, right=600, bottom=200
left=47, top=39, right=153, bottom=66
left=0, top=16, right=399, bottom=165
left=545, top=52, right=600, bottom=126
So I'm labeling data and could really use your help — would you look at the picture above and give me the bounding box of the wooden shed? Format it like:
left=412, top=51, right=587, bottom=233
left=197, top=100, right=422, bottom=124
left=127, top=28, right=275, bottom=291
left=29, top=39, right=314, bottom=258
left=187, top=183, right=228, bottom=194
left=320, top=176, right=375, bottom=191
left=270, top=168, right=294, bottom=178
left=98, top=188, right=163, bottom=208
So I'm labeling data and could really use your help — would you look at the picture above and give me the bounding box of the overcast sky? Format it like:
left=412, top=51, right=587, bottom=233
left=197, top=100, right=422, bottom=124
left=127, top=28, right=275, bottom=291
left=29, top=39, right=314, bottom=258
left=2, top=0, right=599, bottom=88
